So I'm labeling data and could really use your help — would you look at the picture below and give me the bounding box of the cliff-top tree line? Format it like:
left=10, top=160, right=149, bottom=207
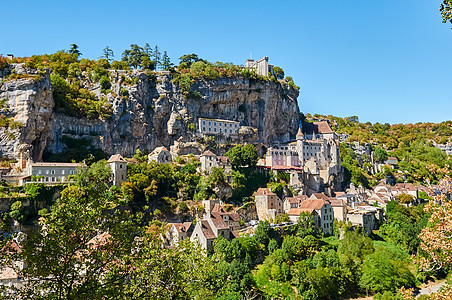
left=0, top=44, right=297, bottom=120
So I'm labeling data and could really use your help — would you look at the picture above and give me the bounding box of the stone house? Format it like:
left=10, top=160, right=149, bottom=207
left=108, top=154, right=127, bottom=187
left=283, top=195, right=308, bottom=213
left=245, top=56, right=274, bottom=77
left=148, top=146, right=172, bottom=164
left=23, top=162, right=84, bottom=185
left=198, top=118, right=240, bottom=137
left=254, top=188, right=283, bottom=221
left=165, top=222, right=194, bottom=247
left=200, top=150, right=218, bottom=174
left=347, top=206, right=383, bottom=234
left=329, top=198, right=347, bottom=221
left=297, top=197, right=334, bottom=235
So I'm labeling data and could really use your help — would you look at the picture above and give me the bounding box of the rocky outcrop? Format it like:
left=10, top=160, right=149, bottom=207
left=0, top=67, right=53, bottom=161
left=0, top=65, right=300, bottom=161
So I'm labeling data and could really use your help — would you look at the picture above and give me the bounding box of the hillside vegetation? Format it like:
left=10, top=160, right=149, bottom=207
left=304, top=113, right=452, bottom=187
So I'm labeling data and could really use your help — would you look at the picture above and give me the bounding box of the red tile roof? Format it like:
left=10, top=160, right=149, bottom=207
left=302, top=121, right=334, bottom=135
left=287, top=207, right=315, bottom=215
left=149, top=146, right=169, bottom=156
left=310, top=193, right=329, bottom=200
left=200, top=220, right=216, bottom=240
left=299, top=199, right=328, bottom=210
left=210, top=212, right=230, bottom=230
left=255, top=188, right=277, bottom=197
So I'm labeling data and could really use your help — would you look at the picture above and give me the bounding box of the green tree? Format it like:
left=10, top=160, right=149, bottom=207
left=152, top=45, right=161, bottom=69
left=225, top=144, right=258, bottom=171
left=179, top=53, right=201, bottom=68
left=68, top=43, right=82, bottom=57
left=122, top=44, right=145, bottom=69
left=374, top=147, right=388, bottom=163
left=100, top=46, right=114, bottom=63
left=273, top=66, right=284, bottom=79
left=3, top=161, right=139, bottom=298
left=440, top=0, right=452, bottom=24
left=160, top=51, right=173, bottom=71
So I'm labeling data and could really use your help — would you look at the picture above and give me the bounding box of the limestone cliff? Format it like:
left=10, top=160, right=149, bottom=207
left=0, top=64, right=300, bottom=161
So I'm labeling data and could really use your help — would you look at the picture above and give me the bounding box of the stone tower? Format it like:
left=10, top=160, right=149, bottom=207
left=107, top=154, right=127, bottom=187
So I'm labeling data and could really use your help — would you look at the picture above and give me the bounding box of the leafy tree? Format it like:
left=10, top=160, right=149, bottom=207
left=273, top=66, right=284, bottom=79
left=440, top=0, right=452, bottom=24
left=374, top=147, right=388, bottom=163
left=179, top=53, right=202, bottom=68
left=2, top=161, right=139, bottom=298
left=360, top=247, right=415, bottom=293
left=226, top=144, right=258, bottom=171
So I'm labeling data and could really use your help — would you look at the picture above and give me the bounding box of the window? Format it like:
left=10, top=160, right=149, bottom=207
left=214, top=128, right=216, bottom=132
left=120, top=164, right=123, bottom=169
left=219, top=123, right=222, bottom=126
left=203, top=121, right=205, bottom=125
left=46, top=170, right=49, bottom=175
left=235, top=130, right=237, bottom=133
left=230, top=130, right=232, bottom=133
left=38, top=170, right=42, bottom=175
left=209, top=128, right=211, bottom=131
left=208, top=122, right=211, bottom=125
left=214, top=122, right=216, bottom=126
left=219, top=129, right=221, bottom=132
left=230, top=124, right=232, bottom=127
left=62, top=170, right=65, bottom=175
left=203, top=127, right=205, bottom=130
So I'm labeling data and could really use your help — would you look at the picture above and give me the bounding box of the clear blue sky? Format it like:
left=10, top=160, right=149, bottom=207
left=2, top=0, right=451, bottom=124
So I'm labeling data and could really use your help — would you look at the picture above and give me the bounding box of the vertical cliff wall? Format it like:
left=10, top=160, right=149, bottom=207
left=0, top=65, right=300, bottom=160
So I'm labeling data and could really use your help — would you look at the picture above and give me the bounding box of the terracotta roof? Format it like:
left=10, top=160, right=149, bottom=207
left=387, top=157, right=398, bottom=161
left=107, top=154, right=126, bottom=163
left=287, top=207, right=315, bottom=215
left=0, top=266, right=18, bottom=281
left=200, top=220, right=216, bottom=240
left=285, top=195, right=308, bottom=204
left=302, top=121, right=334, bottom=135
left=149, top=146, right=169, bottom=156
left=201, top=150, right=216, bottom=157
left=334, top=192, right=345, bottom=197
left=271, top=166, right=302, bottom=171
left=309, top=193, right=329, bottom=200
left=217, top=156, right=230, bottom=165
left=329, top=199, right=345, bottom=207
left=299, top=199, right=328, bottom=210
left=255, top=188, right=277, bottom=197
left=171, top=222, right=193, bottom=233
left=232, top=230, right=240, bottom=238
left=210, top=212, right=230, bottom=230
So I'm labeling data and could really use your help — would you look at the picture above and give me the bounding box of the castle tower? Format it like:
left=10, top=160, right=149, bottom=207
left=296, top=127, right=304, bottom=166
left=107, top=154, right=127, bottom=187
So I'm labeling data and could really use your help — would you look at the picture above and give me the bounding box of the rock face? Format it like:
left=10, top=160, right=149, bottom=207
left=0, top=66, right=300, bottom=160
left=0, top=68, right=53, bottom=161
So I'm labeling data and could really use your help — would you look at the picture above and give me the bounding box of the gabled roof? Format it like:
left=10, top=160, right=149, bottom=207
left=201, top=150, right=216, bottom=157
left=302, top=121, right=334, bottom=135
left=171, top=222, right=193, bottom=233
left=255, top=188, right=277, bottom=197
left=210, top=212, right=230, bottom=230
left=200, top=220, right=216, bottom=240
left=309, top=193, right=329, bottom=200
left=149, top=146, right=169, bottom=156
left=216, top=156, right=230, bottom=165
left=287, top=207, right=316, bottom=216
left=298, top=199, right=328, bottom=210
left=329, top=199, right=346, bottom=207
left=107, top=154, right=126, bottom=163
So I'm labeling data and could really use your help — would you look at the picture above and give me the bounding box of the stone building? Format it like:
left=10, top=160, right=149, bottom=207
left=148, top=146, right=172, bottom=164
left=245, top=56, right=274, bottom=76
left=24, top=162, right=83, bottom=184
left=199, top=150, right=232, bottom=175
left=190, top=200, right=240, bottom=250
left=198, top=118, right=240, bottom=136
left=108, top=154, right=127, bottom=187
left=165, top=222, right=194, bottom=247
left=265, top=121, right=342, bottom=194
left=254, top=188, right=283, bottom=221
